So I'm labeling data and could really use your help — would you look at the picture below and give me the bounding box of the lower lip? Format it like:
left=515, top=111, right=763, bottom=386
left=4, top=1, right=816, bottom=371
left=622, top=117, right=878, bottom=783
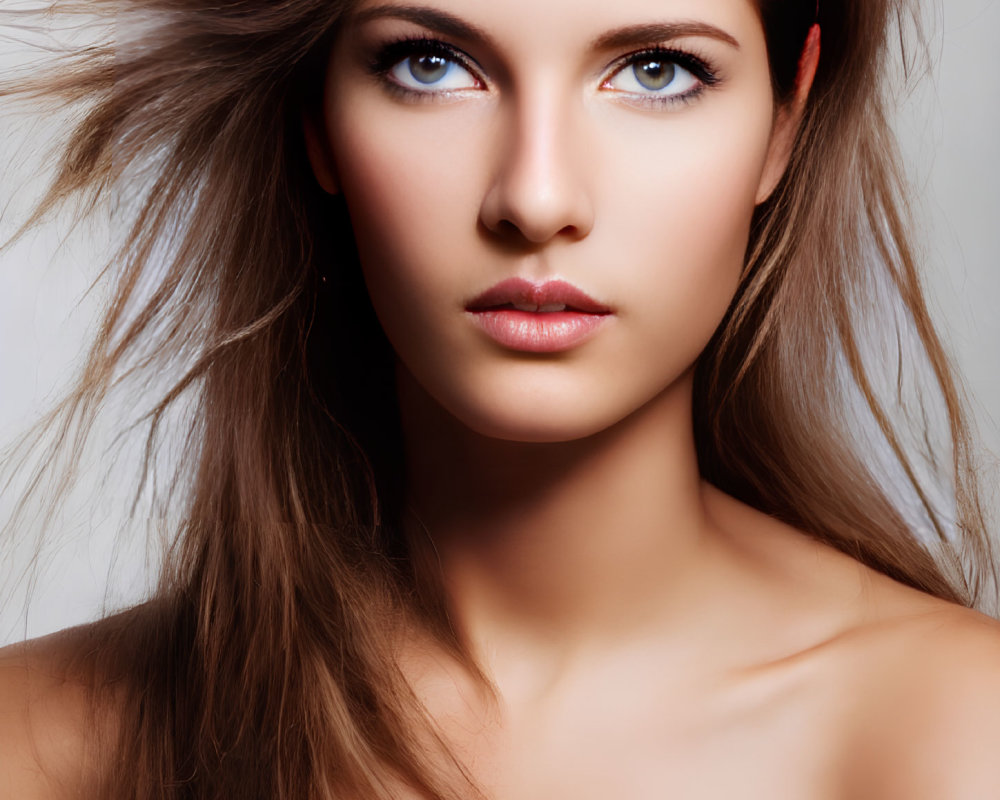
left=467, top=309, right=609, bottom=353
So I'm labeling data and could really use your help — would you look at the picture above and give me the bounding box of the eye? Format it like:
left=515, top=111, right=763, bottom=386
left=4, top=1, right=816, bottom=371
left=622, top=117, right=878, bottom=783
left=389, top=52, right=478, bottom=91
left=602, top=49, right=716, bottom=107
left=371, top=38, right=483, bottom=95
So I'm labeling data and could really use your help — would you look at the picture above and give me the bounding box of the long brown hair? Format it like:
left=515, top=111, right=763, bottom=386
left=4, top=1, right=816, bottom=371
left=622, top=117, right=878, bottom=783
left=1, top=0, right=995, bottom=796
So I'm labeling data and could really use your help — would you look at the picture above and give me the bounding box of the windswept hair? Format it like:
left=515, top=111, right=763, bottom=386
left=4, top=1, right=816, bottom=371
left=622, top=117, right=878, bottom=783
left=0, top=0, right=995, bottom=797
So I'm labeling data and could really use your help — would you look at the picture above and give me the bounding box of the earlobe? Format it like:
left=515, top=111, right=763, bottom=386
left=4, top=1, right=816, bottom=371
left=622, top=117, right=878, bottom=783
left=755, top=24, right=821, bottom=205
left=302, top=110, right=341, bottom=195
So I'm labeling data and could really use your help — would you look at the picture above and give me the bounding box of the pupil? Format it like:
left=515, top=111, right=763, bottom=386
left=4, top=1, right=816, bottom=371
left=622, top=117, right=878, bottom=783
left=410, top=54, right=449, bottom=84
left=634, top=60, right=675, bottom=91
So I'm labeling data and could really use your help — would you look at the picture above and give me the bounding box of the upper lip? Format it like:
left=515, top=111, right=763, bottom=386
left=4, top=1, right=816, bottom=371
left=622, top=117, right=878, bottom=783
left=466, top=278, right=612, bottom=314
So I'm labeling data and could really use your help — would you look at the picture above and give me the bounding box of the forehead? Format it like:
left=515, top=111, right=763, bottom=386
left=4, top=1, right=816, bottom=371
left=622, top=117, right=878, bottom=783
left=344, top=0, right=765, bottom=56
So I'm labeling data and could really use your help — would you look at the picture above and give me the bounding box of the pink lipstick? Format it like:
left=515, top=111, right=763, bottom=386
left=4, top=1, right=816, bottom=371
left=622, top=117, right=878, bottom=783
left=465, top=278, right=612, bottom=353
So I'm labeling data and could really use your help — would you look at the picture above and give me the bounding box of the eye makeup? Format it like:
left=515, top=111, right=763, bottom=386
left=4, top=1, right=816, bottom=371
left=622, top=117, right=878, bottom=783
left=362, top=32, right=723, bottom=109
left=366, top=35, right=485, bottom=102
left=602, top=44, right=721, bottom=109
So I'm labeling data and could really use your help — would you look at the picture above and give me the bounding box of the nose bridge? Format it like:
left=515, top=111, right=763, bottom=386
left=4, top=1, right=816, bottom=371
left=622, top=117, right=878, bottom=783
left=481, top=76, right=594, bottom=244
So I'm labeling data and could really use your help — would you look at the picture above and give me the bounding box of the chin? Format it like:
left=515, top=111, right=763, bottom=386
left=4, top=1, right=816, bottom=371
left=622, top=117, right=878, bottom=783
left=423, top=376, right=652, bottom=445
left=398, top=349, right=694, bottom=446
left=457, top=408, right=613, bottom=444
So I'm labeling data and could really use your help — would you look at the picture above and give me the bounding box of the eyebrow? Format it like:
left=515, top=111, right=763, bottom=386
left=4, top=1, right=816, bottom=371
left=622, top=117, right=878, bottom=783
left=591, top=22, right=740, bottom=52
left=351, top=5, right=496, bottom=46
left=350, top=5, right=741, bottom=52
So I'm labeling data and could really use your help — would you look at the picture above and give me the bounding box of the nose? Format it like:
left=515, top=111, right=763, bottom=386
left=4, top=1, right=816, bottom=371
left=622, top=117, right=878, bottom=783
left=479, top=87, right=595, bottom=245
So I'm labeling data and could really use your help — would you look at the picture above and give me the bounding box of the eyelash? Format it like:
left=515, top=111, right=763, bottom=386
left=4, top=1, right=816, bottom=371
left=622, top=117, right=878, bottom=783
left=604, top=45, right=720, bottom=109
left=366, top=35, right=721, bottom=109
left=368, top=36, right=482, bottom=101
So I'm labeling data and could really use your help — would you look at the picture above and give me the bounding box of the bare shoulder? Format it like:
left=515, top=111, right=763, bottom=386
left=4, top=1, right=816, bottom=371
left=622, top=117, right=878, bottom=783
left=837, top=600, right=1000, bottom=799
left=702, top=485, right=1000, bottom=796
left=0, top=626, right=108, bottom=799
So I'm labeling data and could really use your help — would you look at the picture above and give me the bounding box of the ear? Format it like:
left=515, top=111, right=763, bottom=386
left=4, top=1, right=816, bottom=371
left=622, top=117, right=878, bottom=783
left=302, top=108, right=341, bottom=195
left=755, top=24, right=821, bottom=205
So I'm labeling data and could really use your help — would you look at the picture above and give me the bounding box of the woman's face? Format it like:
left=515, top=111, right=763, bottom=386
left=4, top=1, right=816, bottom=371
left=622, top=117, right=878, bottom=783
left=313, top=0, right=790, bottom=442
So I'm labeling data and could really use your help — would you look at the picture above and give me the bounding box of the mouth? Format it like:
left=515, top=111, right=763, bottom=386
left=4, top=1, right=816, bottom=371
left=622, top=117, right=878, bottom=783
left=466, top=278, right=612, bottom=315
left=465, top=278, right=612, bottom=353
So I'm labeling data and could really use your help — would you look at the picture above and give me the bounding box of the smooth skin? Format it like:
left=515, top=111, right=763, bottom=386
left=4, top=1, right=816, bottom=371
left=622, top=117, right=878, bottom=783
left=306, top=0, right=1000, bottom=796
left=3, top=0, right=1000, bottom=797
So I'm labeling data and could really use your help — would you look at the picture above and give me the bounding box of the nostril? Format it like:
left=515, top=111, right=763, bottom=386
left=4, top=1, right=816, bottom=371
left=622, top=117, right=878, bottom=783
left=496, top=219, right=522, bottom=237
left=489, top=216, right=589, bottom=247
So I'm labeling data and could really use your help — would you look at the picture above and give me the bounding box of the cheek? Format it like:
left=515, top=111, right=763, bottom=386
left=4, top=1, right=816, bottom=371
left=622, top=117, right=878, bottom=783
left=593, top=96, right=775, bottom=380
left=325, top=97, right=487, bottom=324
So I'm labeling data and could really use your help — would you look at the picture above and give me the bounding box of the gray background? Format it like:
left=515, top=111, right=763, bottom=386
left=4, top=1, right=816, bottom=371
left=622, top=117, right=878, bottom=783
left=1, top=1, right=998, bottom=643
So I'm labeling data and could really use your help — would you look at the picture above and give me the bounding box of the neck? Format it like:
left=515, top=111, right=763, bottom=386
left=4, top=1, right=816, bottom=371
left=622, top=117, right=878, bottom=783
left=399, top=367, right=716, bottom=663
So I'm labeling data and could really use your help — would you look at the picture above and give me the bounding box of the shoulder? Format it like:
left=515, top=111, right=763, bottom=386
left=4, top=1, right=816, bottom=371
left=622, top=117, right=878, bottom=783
left=701, top=485, right=1000, bottom=795
left=838, top=602, right=1000, bottom=798
left=0, top=626, right=109, bottom=799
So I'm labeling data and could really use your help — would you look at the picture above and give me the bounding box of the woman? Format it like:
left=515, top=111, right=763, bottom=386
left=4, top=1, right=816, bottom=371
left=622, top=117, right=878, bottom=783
left=1, top=0, right=999, bottom=797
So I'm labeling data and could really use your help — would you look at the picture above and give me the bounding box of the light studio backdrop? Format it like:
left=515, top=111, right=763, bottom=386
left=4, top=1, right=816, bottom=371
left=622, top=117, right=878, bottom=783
left=1, top=1, right=998, bottom=644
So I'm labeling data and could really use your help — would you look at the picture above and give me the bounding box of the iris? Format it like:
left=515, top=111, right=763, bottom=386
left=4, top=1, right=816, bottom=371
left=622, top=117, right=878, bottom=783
left=409, top=54, right=450, bottom=84
left=634, top=60, right=676, bottom=91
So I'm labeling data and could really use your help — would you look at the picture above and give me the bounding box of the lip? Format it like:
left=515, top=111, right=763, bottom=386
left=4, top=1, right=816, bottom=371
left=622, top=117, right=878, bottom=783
left=467, top=278, right=612, bottom=315
left=465, top=278, right=612, bottom=353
